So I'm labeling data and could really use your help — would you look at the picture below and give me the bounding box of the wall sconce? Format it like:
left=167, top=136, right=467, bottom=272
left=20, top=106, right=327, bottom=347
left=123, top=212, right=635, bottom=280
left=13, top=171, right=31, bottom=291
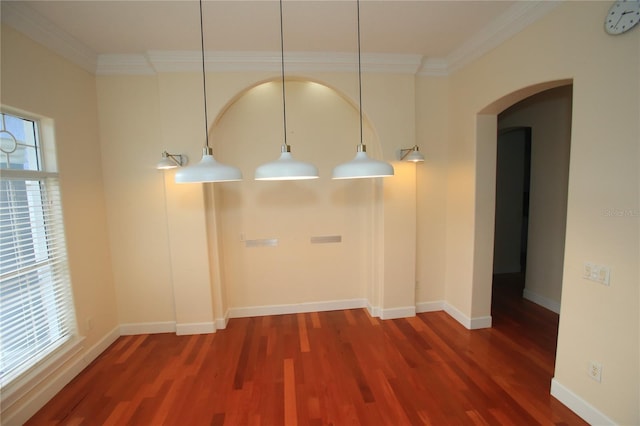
left=157, top=151, right=187, bottom=170
left=399, top=145, right=425, bottom=162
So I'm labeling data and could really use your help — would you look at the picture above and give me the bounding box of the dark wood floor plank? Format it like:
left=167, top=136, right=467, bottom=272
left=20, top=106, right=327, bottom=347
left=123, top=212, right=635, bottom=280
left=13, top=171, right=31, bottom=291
left=26, top=277, right=587, bottom=426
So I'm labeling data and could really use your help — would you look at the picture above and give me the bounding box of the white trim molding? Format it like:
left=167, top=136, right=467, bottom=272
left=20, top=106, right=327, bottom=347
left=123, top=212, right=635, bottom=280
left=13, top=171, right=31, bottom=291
left=228, top=298, right=368, bottom=319
left=119, top=319, right=227, bottom=336
left=379, top=306, right=416, bottom=320
left=96, top=54, right=156, bottom=75
left=444, top=303, right=492, bottom=330
left=550, top=379, right=616, bottom=425
left=2, top=327, right=119, bottom=426
left=416, top=301, right=445, bottom=313
left=176, top=322, right=216, bottom=336
left=523, top=288, right=561, bottom=314
left=367, top=303, right=380, bottom=319
left=442, top=0, right=560, bottom=74
left=1, top=1, right=97, bottom=73
left=216, top=312, right=230, bottom=330
left=119, top=321, right=176, bottom=336
left=3, top=0, right=557, bottom=77
left=97, top=51, right=423, bottom=75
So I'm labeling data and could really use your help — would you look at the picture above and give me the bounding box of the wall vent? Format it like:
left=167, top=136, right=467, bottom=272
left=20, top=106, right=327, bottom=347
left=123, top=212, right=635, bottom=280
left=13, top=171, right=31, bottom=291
left=310, top=235, right=342, bottom=244
left=245, top=238, right=278, bottom=248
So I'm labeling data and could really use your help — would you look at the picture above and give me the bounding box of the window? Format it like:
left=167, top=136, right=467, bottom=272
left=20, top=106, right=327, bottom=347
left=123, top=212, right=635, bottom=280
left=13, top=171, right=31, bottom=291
left=0, top=111, right=77, bottom=390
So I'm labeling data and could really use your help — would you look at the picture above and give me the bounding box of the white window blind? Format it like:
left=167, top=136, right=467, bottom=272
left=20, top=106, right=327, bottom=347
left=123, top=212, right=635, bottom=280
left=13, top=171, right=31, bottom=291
left=0, top=111, right=77, bottom=389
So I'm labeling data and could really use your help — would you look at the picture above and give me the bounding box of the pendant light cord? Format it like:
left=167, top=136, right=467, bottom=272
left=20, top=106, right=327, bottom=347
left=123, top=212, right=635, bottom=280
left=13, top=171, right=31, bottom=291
left=279, top=0, right=288, bottom=147
left=199, top=0, right=210, bottom=150
left=357, top=0, right=363, bottom=146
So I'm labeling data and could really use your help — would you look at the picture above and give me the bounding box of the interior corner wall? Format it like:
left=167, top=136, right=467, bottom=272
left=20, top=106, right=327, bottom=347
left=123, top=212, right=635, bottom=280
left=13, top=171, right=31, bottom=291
left=498, top=86, right=572, bottom=312
left=96, top=74, right=176, bottom=327
left=415, top=76, right=448, bottom=305
left=382, top=161, right=417, bottom=316
left=446, top=2, right=639, bottom=424
left=1, top=25, right=119, bottom=421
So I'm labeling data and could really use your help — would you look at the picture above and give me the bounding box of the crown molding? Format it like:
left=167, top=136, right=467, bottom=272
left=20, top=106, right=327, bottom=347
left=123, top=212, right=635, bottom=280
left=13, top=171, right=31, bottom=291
left=1, top=1, right=98, bottom=73
left=443, top=0, right=561, bottom=74
left=96, top=51, right=422, bottom=75
left=4, top=0, right=559, bottom=77
left=418, top=58, right=449, bottom=77
left=96, top=54, right=155, bottom=75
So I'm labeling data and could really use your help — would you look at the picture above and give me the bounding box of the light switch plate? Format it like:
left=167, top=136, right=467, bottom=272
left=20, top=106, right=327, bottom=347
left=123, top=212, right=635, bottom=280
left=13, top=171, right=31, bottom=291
left=583, top=262, right=610, bottom=286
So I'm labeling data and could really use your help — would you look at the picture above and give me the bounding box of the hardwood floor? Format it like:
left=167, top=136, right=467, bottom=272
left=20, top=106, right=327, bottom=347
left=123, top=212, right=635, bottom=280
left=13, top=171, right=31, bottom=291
left=26, top=282, right=586, bottom=425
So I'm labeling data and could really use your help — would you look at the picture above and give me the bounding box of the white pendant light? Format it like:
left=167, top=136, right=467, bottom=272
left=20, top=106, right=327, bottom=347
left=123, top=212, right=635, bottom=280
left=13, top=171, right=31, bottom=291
left=175, top=0, right=242, bottom=184
left=255, top=145, right=319, bottom=180
left=176, top=147, right=242, bottom=183
left=332, top=0, right=394, bottom=180
left=333, top=144, right=394, bottom=179
left=254, top=0, right=319, bottom=181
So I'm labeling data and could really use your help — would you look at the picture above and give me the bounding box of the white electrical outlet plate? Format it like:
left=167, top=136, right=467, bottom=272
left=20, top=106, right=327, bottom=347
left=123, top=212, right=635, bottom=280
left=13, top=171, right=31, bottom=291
left=583, top=262, right=610, bottom=286
left=588, top=360, right=602, bottom=382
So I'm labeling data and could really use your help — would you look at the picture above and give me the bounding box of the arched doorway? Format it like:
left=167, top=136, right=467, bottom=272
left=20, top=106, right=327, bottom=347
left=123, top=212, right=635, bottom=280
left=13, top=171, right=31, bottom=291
left=493, top=86, right=572, bottom=317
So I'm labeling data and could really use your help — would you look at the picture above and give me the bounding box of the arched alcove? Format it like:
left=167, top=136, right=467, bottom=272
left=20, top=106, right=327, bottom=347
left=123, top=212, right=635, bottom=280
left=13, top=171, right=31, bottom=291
left=204, top=79, right=385, bottom=315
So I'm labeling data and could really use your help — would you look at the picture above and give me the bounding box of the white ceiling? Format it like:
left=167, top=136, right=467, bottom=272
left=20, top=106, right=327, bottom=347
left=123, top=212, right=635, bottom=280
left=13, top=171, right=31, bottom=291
left=2, top=1, right=560, bottom=75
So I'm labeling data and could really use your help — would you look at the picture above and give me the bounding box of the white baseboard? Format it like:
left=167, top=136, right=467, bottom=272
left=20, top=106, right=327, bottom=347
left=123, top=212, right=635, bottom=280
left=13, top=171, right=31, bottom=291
left=176, top=322, right=216, bottom=335
left=82, top=327, right=120, bottom=370
left=3, top=326, right=120, bottom=426
left=379, top=306, right=416, bottom=320
left=523, top=288, right=561, bottom=314
left=367, top=303, right=380, bottom=318
left=228, top=298, right=368, bottom=319
left=416, top=301, right=445, bottom=313
left=119, top=321, right=176, bottom=335
left=120, top=320, right=226, bottom=335
left=215, top=311, right=229, bottom=330
left=444, top=303, right=492, bottom=330
left=470, top=315, right=492, bottom=329
left=550, top=378, right=615, bottom=425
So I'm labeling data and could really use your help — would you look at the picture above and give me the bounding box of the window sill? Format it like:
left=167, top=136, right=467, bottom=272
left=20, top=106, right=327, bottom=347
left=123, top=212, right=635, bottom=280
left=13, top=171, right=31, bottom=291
left=1, top=336, right=85, bottom=412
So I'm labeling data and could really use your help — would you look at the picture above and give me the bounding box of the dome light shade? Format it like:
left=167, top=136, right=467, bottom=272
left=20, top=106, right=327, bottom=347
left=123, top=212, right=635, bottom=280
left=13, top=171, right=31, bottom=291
left=255, top=145, right=319, bottom=180
left=401, top=145, right=425, bottom=162
left=175, top=147, right=242, bottom=183
left=157, top=157, right=177, bottom=170
left=156, top=151, right=185, bottom=170
left=332, top=144, right=394, bottom=179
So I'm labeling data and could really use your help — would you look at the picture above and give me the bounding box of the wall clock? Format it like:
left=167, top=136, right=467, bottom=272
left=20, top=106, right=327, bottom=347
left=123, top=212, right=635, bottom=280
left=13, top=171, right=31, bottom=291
left=605, top=0, right=640, bottom=34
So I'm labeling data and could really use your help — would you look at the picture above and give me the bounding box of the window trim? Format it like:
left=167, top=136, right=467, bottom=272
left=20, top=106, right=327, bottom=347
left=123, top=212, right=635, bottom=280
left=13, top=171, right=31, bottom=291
left=0, top=336, right=84, bottom=411
left=0, top=169, right=58, bottom=180
left=0, top=108, right=80, bottom=414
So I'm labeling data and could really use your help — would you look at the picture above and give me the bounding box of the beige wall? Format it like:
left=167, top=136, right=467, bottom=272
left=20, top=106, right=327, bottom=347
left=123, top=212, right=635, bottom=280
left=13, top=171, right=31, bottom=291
left=96, top=75, right=176, bottom=325
left=3, top=0, right=639, bottom=423
left=498, top=86, right=572, bottom=311
left=97, top=69, right=420, bottom=327
left=1, top=26, right=118, bottom=420
left=213, top=80, right=371, bottom=309
left=415, top=76, right=448, bottom=305
left=445, top=2, right=638, bottom=423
